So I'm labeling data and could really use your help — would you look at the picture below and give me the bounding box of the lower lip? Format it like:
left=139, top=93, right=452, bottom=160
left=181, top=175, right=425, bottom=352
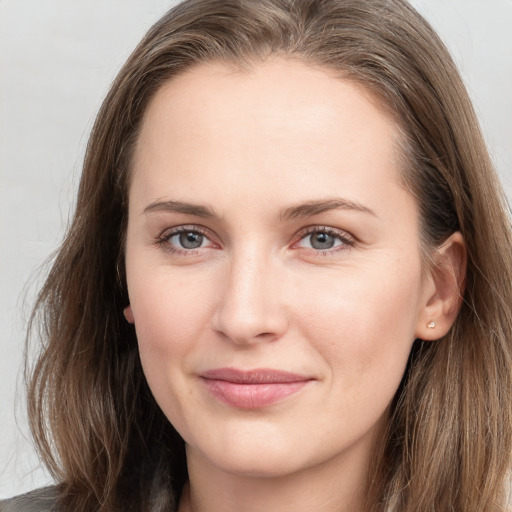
left=201, top=379, right=310, bottom=409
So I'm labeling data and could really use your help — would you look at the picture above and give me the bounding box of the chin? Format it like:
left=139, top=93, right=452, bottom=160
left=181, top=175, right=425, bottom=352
left=188, top=430, right=329, bottom=480
left=211, top=451, right=307, bottom=479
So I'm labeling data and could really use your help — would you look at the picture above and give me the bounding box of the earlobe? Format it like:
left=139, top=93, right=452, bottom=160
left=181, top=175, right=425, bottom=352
left=415, top=231, right=466, bottom=341
left=123, top=305, right=135, bottom=324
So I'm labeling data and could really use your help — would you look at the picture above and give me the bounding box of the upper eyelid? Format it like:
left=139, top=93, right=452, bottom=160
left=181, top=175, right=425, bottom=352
left=295, top=225, right=355, bottom=240
left=158, top=223, right=351, bottom=235
left=159, top=224, right=212, bottom=239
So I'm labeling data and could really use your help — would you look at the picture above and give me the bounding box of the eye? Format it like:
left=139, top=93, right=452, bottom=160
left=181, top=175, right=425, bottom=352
left=304, top=232, right=339, bottom=250
left=156, top=225, right=216, bottom=253
left=171, top=230, right=207, bottom=250
left=295, top=227, right=353, bottom=252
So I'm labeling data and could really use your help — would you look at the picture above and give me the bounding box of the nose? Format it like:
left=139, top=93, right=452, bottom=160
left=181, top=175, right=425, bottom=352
left=211, top=249, right=289, bottom=345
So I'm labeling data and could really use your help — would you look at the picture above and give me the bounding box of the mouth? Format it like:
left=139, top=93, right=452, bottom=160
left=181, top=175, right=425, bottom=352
left=199, top=368, right=314, bottom=409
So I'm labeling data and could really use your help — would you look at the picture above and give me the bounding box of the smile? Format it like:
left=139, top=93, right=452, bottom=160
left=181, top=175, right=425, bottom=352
left=199, top=368, right=314, bottom=409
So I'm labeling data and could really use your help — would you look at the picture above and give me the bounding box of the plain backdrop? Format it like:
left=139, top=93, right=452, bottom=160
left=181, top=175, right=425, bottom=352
left=1, top=0, right=511, bottom=499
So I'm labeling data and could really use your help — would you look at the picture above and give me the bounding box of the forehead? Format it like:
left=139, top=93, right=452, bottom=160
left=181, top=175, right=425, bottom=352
left=135, top=58, right=399, bottom=152
left=130, top=58, right=407, bottom=218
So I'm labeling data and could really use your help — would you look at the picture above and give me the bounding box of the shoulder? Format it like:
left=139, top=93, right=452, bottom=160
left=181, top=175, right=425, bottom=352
left=0, top=487, right=59, bottom=512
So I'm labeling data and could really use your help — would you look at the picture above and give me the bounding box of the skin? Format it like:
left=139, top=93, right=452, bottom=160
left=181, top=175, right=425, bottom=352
left=124, top=59, right=465, bottom=512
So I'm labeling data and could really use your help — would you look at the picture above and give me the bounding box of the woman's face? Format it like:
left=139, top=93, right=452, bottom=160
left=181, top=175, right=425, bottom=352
left=124, top=59, right=435, bottom=479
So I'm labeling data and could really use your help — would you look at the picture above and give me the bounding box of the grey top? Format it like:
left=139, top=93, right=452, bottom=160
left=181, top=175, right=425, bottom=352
left=0, top=488, right=59, bottom=512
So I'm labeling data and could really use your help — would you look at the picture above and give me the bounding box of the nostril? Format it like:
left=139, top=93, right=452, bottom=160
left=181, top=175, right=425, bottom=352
left=256, top=332, right=277, bottom=339
left=211, top=309, right=288, bottom=345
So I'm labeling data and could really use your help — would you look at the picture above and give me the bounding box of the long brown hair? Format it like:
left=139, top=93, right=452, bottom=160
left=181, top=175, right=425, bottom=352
left=27, top=1, right=512, bottom=510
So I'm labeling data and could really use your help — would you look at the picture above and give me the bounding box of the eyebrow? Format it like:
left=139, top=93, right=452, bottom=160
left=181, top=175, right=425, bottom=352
left=279, top=198, right=377, bottom=221
left=142, top=197, right=376, bottom=220
left=143, top=200, right=216, bottom=218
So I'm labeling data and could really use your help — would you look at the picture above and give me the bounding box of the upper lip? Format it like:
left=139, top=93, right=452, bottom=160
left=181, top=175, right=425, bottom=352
left=200, top=367, right=313, bottom=384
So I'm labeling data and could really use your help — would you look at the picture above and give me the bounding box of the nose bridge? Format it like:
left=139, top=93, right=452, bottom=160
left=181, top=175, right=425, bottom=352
left=212, top=244, right=287, bottom=344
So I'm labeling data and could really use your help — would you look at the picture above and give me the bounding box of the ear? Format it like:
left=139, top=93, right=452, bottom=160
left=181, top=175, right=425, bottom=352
left=415, top=232, right=466, bottom=341
left=123, top=305, right=135, bottom=324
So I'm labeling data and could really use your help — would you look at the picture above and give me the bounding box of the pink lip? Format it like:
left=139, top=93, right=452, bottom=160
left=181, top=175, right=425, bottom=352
left=200, top=368, right=313, bottom=409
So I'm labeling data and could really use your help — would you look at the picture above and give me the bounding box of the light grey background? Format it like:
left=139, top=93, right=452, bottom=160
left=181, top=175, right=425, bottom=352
left=1, top=0, right=511, bottom=499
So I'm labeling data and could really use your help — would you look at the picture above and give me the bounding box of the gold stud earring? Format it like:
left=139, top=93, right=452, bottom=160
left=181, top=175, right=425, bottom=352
left=427, top=321, right=436, bottom=329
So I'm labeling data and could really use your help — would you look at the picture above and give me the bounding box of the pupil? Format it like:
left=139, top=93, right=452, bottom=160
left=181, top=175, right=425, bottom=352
left=310, top=232, right=334, bottom=250
left=179, top=232, right=203, bottom=249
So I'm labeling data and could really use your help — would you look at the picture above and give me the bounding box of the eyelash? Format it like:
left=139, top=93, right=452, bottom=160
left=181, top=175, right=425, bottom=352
left=294, top=226, right=355, bottom=254
left=155, top=225, right=214, bottom=255
left=155, top=225, right=355, bottom=256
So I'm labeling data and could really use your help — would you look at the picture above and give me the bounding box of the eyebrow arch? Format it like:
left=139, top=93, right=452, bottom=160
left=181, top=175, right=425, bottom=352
left=143, top=200, right=216, bottom=218
left=279, top=198, right=377, bottom=221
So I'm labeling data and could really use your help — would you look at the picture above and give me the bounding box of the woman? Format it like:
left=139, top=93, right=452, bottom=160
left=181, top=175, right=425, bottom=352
left=2, top=0, right=512, bottom=510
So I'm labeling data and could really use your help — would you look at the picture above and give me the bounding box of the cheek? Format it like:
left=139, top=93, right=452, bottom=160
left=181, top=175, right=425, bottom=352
left=290, top=264, right=422, bottom=447
left=127, top=269, right=220, bottom=434
left=295, top=260, right=422, bottom=383
left=128, top=267, right=217, bottom=389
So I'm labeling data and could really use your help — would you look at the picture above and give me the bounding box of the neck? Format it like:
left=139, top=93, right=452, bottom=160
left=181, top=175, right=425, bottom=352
left=177, top=441, right=375, bottom=512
